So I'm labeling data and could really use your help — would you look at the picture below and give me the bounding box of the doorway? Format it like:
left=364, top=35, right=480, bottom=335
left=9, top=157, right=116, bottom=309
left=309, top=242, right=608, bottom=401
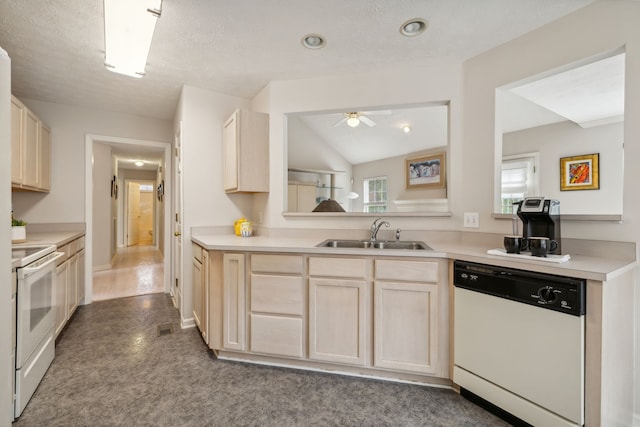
left=85, top=134, right=172, bottom=304
left=126, top=180, right=156, bottom=247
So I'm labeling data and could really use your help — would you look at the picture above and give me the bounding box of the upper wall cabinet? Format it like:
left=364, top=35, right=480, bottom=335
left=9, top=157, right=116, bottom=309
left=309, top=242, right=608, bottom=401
left=223, top=109, right=269, bottom=193
left=11, top=95, right=51, bottom=192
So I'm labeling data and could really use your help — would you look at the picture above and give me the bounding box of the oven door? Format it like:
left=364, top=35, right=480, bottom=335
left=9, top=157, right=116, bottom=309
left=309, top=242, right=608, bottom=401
left=15, top=251, right=63, bottom=417
left=16, top=251, right=63, bottom=365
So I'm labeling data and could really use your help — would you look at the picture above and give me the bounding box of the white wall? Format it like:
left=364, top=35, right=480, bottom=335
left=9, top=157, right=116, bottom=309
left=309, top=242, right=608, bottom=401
left=352, top=149, right=448, bottom=213
left=462, top=1, right=640, bottom=421
left=251, top=62, right=463, bottom=231
left=11, top=99, right=173, bottom=224
left=287, top=115, right=353, bottom=209
left=174, top=85, right=251, bottom=326
left=503, top=121, right=624, bottom=215
left=92, top=142, right=113, bottom=269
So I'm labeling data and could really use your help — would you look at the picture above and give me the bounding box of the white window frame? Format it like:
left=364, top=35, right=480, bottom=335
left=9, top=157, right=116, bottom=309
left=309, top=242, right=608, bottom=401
left=363, top=176, right=388, bottom=213
left=501, top=153, right=539, bottom=214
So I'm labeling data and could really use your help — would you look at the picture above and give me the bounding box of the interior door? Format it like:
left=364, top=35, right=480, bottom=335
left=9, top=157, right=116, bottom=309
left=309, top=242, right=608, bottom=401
left=138, top=185, right=154, bottom=245
left=173, top=125, right=183, bottom=309
left=127, top=181, right=140, bottom=246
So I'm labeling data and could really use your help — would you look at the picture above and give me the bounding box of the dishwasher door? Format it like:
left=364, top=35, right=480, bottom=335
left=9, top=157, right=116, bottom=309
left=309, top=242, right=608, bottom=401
left=454, top=286, right=584, bottom=427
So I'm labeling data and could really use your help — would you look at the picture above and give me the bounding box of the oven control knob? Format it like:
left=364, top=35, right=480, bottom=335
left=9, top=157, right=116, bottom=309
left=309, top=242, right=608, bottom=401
left=539, top=287, right=557, bottom=303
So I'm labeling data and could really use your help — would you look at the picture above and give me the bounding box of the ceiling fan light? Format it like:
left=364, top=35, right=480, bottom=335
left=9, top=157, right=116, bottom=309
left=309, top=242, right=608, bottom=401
left=400, top=18, right=427, bottom=37
left=346, top=117, right=360, bottom=127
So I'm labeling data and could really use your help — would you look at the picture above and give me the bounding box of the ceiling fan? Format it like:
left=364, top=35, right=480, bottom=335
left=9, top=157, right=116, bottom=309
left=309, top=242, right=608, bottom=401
left=333, top=111, right=391, bottom=128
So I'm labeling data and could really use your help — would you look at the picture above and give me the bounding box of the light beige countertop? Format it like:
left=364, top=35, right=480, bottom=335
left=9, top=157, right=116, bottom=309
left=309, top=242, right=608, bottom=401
left=192, top=233, right=637, bottom=282
left=13, top=230, right=85, bottom=248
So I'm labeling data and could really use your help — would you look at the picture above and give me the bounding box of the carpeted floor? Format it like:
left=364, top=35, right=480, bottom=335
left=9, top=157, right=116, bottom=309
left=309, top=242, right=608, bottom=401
left=13, top=293, right=509, bottom=427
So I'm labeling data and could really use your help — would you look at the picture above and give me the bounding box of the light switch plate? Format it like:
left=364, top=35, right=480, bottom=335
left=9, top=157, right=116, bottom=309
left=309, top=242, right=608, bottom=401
left=463, top=212, right=480, bottom=228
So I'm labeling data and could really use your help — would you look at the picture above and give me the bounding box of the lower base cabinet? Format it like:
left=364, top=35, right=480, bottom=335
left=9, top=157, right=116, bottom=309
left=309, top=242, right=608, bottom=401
left=209, top=250, right=449, bottom=382
left=54, top=236, right=86, bottom=338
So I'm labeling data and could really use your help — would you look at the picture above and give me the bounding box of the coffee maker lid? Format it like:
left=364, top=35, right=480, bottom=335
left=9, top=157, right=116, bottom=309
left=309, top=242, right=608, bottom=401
left=519, top=197, right=547, bottom=213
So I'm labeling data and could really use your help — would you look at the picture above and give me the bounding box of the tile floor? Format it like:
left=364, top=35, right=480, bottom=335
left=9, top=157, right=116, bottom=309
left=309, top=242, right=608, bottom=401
left=92, top=245, right=164, bottom=301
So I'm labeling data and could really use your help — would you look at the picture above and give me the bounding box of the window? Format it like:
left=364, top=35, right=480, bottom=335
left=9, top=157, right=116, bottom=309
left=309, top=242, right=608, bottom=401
left=501, top=153, right=539, bottom=214
left=363, top=176, right=387, bottom=213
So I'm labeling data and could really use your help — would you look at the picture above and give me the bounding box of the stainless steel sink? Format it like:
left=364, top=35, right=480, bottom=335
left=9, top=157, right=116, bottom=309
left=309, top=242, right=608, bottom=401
left=316, top=239, right=432, bottom=250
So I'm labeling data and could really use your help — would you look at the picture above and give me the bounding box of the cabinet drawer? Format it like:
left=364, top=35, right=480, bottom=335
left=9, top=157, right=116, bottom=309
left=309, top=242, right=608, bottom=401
left=309, top=257, right=367, bottom=278
left=192, top=243, right=203, bottom=262
left=375, top=259, right=438, bottom=283
left=251, top=254, right=303, bottom=274
left=251, top=274, right=304, bottom=315
left=250, top=314, right=304, bottom=358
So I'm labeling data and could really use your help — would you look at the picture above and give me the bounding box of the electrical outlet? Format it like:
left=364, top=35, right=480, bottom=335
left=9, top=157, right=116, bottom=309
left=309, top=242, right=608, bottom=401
left=463, top=212, right=480, bottom=228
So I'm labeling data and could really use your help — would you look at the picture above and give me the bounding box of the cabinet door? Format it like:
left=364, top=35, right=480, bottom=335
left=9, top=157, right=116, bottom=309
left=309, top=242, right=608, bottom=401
left=10, top=96, right=24, bottom=185
left=201, top=250, right=209, bottom=343
left=39, top=124, right=51, bottom=191
left=77, top=250, right=85, bottom=305
left=374, top=281, right=438, bottom=374
left=55, top=262, right=68, bottom=338
left=309, top=277, right=367, bottom=366
left=223, top=111, right=239, bottom=191
left=23, top=108, right=39, bottom=188
left=223, top=253, right=245, bottom=351
left=67, top=254, right=79, bottom=316
left=192, top=256, right=203, bottom=331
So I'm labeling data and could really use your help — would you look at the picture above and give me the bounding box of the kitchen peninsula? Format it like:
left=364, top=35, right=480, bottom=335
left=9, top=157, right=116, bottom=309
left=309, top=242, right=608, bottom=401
left=192, top=230, right=636, bottom=426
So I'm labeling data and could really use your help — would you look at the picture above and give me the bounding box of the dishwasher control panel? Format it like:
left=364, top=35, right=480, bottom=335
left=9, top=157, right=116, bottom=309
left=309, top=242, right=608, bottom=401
left=454, top=261, right=585, bottom=316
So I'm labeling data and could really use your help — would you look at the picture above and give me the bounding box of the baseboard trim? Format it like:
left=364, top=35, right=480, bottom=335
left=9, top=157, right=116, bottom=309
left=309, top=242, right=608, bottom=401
left=92, top=264, right=112, bottom=272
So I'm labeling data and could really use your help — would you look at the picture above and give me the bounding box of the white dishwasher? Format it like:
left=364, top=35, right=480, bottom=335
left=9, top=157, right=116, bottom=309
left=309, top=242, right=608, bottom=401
left=453, top=261, right=585, bottom=427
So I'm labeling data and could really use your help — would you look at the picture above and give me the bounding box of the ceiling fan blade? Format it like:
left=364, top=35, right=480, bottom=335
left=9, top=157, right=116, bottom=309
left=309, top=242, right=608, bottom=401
left=333, top=117, right=348, bottom=127
left=360, top=116, right=376, bottom=127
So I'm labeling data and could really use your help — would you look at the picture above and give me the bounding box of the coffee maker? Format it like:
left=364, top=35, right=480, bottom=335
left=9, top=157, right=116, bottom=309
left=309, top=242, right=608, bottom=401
left=516, top=197, right=561, bottom=254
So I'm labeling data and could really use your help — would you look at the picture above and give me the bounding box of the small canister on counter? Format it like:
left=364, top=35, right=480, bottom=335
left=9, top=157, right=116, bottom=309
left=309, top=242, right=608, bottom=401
left=240, top=221, right=253, bottom=237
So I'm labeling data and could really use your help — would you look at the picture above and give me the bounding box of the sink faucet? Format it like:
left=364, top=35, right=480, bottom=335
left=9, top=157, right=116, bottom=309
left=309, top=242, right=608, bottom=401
left=370, top=218, right=390, bottom=241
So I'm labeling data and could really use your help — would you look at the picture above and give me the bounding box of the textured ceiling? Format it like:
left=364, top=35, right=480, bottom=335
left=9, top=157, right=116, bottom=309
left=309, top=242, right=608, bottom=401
left=0, top=0, right=594, bottom=121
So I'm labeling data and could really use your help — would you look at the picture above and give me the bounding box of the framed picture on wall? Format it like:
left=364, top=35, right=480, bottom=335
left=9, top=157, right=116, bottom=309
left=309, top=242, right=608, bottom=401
left=560, top=153, right=599, bottom=191
left=406, top=152, right=446, bottom=189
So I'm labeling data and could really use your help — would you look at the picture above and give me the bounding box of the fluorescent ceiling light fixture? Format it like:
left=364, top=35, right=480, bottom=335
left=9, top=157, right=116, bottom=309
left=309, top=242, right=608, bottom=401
left=104, top=0, right=162, bottom=78
left=134, top=160, right=145, bottom=167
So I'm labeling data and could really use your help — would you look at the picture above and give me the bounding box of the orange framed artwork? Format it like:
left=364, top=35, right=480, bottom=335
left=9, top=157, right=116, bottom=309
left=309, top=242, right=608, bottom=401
left=560, top=153, right=599, bottom=191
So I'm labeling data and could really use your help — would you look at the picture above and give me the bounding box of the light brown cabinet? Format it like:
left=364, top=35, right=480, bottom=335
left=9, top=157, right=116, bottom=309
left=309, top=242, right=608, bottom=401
left=308, top=257, right=369, bottom=366
left=206, top=248, right=449, bottom=385
left=223, top=109, right=269, bottom=193
left=222, top=253, right=246, bottom=350
left=11, top=95, right=51, bottom=192
left=373, top=259, right=447, bottom=376
left=192, top=243, right=209, bottom=342
left=249, top=254, right=305, bottom=358
left=54, top=236, right=85, bottom=338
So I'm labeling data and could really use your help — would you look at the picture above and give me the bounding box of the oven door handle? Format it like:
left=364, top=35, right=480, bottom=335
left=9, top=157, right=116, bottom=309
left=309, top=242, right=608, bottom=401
left=21, top=252, right=65, bottom=277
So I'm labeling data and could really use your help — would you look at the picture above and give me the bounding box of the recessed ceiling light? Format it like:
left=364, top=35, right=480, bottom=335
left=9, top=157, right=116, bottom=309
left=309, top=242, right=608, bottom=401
left=134, top=160, right=145, bottom=167
left=402, top=125, right=412, bottom=133
left=301, top=34, right=326, bottom=49
left=400, top=18, right=427, bottom=37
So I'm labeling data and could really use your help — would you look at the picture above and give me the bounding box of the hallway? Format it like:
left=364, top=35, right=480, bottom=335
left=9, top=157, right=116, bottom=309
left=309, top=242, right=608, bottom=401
left=93, top=245, right=164, bottom=301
